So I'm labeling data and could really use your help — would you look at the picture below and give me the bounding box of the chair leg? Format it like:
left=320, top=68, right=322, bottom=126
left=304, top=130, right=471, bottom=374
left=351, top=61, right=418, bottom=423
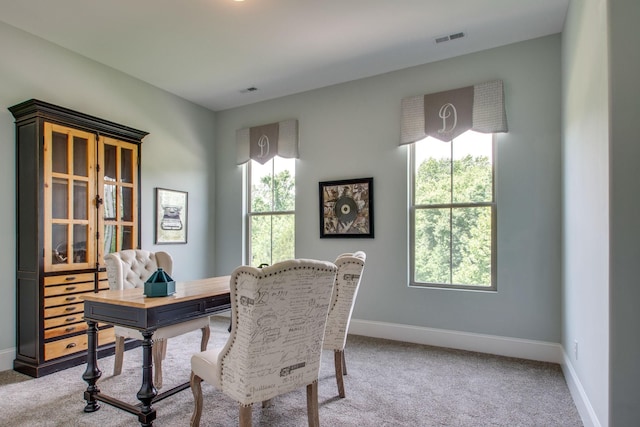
left=190, top=372, right=203, bottom=427
left=113, top=335, right=125, bottom=376
left=306, top=381, right=320, bottom=427
left=334, top=350, right=345, bottom=398
left=162, top=338, right=168, bottom=359
left=342, top=349, right=348, bottom=376
left=239, top=403, right=252, bottom=427
left=153, top=340, right=164, bottom=389
left=200, top=325, right=211, bottom=351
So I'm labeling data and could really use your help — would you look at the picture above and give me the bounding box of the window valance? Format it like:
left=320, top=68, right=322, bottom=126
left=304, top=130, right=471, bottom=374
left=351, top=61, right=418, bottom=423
left=236, top=119, right=299, bottom=165
left=400, top=80, right=508, bottom=144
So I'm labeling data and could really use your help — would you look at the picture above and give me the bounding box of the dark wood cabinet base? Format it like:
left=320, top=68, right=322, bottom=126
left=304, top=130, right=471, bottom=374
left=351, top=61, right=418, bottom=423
left=14, top=340, right=141, bottom=378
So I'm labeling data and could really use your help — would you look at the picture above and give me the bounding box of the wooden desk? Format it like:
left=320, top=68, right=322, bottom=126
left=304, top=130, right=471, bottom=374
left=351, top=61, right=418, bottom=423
left=81, top=276, right=231, bottom=427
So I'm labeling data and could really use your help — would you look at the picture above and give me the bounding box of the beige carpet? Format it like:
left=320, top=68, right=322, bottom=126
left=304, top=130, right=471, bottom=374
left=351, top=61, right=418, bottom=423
left=0, top=317, right=582, bottom=426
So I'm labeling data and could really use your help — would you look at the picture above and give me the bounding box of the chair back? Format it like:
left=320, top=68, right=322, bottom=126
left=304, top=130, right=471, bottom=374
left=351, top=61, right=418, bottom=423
left=104, top=249, right=173, bottom=290
left=323, top=251, right=366, bottom=351
left=217, top=259, right=337, bottom=405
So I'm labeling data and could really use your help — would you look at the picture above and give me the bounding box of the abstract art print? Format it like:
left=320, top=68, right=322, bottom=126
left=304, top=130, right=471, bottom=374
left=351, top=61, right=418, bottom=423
left=319, top=177, right=374, bottom=238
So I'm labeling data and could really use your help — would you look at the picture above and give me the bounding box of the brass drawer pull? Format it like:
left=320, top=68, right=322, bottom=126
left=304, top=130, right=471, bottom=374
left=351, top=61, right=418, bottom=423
left=65, top=276, right=77, bottom=281
left=65, top=326, right=76, bottom=332
left=65, top=317, right=76, bottom=322
left=65, top=286, right=76, bottom=291
left=64, top=307, right=76, bottom=312
left=65, top=296, right=76, bottom=301
left=66, top=343, right=77, bottom=349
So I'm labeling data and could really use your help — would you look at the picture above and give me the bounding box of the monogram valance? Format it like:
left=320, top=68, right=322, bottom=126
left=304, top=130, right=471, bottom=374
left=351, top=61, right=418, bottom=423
left=400, top=80, right=508, bottom=144
left=236, top=119, right=299, bottom=165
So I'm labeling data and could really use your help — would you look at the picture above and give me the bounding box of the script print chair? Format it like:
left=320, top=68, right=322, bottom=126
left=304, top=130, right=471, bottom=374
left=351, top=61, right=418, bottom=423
left=190, top=259, right=338, bottom=427
left=104, top=249, right=211, bottom=389
left=323, top=251, right=366, bottom=398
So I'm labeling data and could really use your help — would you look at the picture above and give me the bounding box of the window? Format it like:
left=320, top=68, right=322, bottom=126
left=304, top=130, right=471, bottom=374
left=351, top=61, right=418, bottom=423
left=246, top=157, right=295, bottom=267
left=410, top=131, right=496, bottom=290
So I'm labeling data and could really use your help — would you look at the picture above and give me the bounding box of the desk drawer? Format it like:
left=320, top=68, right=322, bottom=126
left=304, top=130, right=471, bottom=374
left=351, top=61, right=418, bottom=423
left=44, top=327, right=115, bottom=361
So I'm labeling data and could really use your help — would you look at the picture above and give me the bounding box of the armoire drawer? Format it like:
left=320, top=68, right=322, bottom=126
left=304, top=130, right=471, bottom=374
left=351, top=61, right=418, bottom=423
left=44, top=272, right=96, bottom=286
left=44, top=326, right=115, bottom=361
left=44, top=313, right=84, bottom=329
left=98, top=271, right=110, bottom=290
left=44, top=302, right=84, bottom=318
left=44, top=281, right=95, bottom=297
left=44, top=293, right=87, bottom=308
left=44, top=321, right=88, bottom=340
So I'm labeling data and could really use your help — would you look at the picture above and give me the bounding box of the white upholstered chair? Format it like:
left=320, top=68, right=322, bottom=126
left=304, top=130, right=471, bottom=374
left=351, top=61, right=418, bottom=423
left=190, top=259, right=338, bottom=427
left=323, top=251, right=366, bottom=398
left=104, top=249, right=211, bottom=389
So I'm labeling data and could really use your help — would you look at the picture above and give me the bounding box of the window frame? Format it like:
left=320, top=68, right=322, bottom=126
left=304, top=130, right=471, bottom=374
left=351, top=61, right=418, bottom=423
left=409, top=132, right=497, bottom=291
left=244, top=157, right=296, bottom=267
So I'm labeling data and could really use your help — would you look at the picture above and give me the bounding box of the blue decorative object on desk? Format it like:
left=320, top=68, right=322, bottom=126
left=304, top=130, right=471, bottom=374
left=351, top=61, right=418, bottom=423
left=144, top=267, right=176, bottom=297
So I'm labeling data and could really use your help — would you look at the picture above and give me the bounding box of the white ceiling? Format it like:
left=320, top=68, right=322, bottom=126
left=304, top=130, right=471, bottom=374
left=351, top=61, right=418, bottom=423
left=0, top=0, right=569, bottom=112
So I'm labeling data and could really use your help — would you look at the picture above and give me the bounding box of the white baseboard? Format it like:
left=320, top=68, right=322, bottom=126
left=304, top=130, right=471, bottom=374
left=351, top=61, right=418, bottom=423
left=0, top=347, right=15, bottom=372
left=561, top=350, right=603, bottom=427
left=348, top=318, right=563, bottom=363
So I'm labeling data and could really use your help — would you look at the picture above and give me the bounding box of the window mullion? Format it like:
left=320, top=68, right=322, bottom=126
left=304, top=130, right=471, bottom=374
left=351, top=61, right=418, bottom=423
left=270, top=160, right=275, bottom=211
left=449, top=139, right=454, bottom=285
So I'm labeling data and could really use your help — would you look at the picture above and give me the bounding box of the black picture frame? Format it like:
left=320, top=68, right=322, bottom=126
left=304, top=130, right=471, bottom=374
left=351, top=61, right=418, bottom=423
left=319, top=177, right=374, bottom=238
left=155, top=188, right=188, bottom=244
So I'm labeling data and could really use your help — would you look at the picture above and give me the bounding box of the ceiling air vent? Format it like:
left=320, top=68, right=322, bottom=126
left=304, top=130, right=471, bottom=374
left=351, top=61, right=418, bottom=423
left=435, top=32, right=465, bottom=44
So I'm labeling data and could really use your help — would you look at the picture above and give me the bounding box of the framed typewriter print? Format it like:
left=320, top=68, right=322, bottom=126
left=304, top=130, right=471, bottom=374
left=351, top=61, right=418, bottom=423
left=319, top=177, right=374, bottom=238
left=155, top=188, right=188, bottom=244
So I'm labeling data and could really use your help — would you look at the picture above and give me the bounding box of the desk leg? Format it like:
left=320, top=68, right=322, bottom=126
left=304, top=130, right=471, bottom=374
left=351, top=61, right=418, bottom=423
left=82, top=320, right=102, bottom=412
left=136, top=330, right=157, bottom=426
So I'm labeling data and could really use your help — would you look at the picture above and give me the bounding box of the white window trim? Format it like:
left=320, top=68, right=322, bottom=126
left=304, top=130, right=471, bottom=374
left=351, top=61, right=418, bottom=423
left=408, top=134, right=497, bottom=291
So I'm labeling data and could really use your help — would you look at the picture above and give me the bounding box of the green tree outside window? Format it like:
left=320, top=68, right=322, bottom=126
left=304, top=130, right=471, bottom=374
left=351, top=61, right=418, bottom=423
left=247, top=158, right=295, bottom=267
left=411, top=131, right=495, bottom=289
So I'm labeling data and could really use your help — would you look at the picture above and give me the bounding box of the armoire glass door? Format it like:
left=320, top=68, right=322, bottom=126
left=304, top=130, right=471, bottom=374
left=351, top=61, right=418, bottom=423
left=97, top=136, right=139, bottom=267
left=43, top=123, right=96, bottom=272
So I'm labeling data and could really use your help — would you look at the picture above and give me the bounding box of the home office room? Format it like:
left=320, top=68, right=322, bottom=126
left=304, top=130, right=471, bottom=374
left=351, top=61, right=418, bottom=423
left=0, top=1, right=638, bottom=426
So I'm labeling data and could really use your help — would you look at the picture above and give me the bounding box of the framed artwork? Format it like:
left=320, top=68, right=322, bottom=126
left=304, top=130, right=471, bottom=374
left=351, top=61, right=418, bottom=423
left=319, top=177, right=374, bottom=238
left=155, top=188, right=188, bottom=244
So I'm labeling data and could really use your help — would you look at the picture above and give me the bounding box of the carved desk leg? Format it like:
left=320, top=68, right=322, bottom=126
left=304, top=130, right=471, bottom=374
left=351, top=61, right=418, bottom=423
left=136, top=330, right=157, bottom=426
left=82, top=320, right=102, bottom=412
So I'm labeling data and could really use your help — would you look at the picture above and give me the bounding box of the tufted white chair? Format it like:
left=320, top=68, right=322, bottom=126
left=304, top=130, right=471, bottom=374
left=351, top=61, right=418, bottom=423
left=190, top=259, right=338, bottom=427
left=322, top=251, right=366, bottom=398
left=104, top=249, right=211, bottom=389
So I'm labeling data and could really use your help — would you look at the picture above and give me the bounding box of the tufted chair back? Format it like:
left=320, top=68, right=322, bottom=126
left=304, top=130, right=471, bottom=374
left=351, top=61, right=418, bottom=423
left=104, top=249, right=173, bottom=290
left=322, top=251, right=366, bottom=398
left=102, top=249, right=210, bottom=389
left=323, top=251, right=366, bottom=351
left=190, top=258, right=338, bottom=426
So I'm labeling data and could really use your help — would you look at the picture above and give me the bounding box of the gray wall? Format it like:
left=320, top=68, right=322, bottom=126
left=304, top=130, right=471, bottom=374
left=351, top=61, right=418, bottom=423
left=562, top=0, right=610, bottom=424
left=215, top=35, right=563, bottom=342
left=608, top=0, right=640, bottom=424
left=562, top=0, right=640, bottom=425
left=0, top=22, right=216, bottom=358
